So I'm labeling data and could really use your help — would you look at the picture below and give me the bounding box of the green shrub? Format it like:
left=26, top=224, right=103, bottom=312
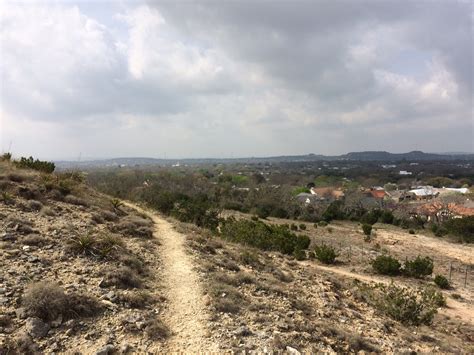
left=220, top=218, right=310, bottom=255
left=370, top=283, right=442, bottom=325
left=0, top=152, right=12, bottom=162
left=290, top=223, right=298, bottom=231
left=442, top=216, right=474, bottom=243
left=293, top=248, right=306, bottom=261
left=434, top=275, right=450, bottom=289
left=371, top=255, right=401, bottom=276
left=361, top=209, right=382, bottom=225
left=403, top=256, right=433, bottom=278
left=318, top=221, right=328, bottom=227
left=408, top=229, right=415, bottom=235
left=299, top=223, right=307, bottom=230
left=314, top=243, right=338, bottom=264
left=362, top=224, right=372, bottom=236
left=380, top=210, right=394, bottom=224
left=14, top=156, right=55, bottom=173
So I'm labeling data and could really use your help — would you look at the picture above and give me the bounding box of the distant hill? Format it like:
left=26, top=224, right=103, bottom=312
left=55, top=150, right=474, bottom=169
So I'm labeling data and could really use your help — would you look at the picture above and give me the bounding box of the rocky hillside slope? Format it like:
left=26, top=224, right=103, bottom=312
left=0, top=162, right=168, bottom=354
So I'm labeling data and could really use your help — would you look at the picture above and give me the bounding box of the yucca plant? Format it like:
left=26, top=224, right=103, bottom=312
left=111, top=198, right=124, bottom=210
left=67, top=234, right=96, bottom=255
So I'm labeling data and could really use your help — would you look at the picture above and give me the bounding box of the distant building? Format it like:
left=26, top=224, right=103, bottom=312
left=409, top=186, right=439, bottom=199
left=381, top=164, right=396, bottom=169
left=399, top=170, right=412, bottom=175
left=310, top=187, right=345, bottom=200
left=441, top=187, right=470, bottom=194
left=295, top=193, right=322, bottom=205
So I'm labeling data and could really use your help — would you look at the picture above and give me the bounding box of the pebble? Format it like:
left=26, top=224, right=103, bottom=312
left=95, top=344, right=115, bottom=355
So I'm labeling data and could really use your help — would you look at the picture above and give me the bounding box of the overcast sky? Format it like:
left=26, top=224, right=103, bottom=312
left=1, top=0, right=472, bottom=160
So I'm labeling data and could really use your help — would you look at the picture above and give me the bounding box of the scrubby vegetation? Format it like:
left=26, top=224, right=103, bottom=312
left=403, top=256, right=434, bottom=278
left=434, top=275, right=450, bottom=289
left=371, top=255, right=401, bottom=276
left=13, top=156, right=55, bottom=173
left=357, top=282, right=444, bottom=326
left=22, top=282, right=102, bottom=322
left=314, top=243, right=338, bottom=264
left=220, top=218, right=310, bottom=254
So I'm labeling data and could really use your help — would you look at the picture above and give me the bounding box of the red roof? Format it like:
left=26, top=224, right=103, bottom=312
left=370, top=190, right=386, bottom=199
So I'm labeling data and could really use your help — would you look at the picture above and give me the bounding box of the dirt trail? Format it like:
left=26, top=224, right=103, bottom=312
left=123, top=202, right=217, bottom=352
left=306, top=262, right=474, bottom=325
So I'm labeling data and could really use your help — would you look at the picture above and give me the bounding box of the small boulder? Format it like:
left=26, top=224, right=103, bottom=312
left=25, top=317, right=50, bottom=338
left=96, top=344, right=116, bottom=355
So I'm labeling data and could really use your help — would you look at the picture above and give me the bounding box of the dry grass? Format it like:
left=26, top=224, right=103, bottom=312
left=145, top=317, right=170, bottom=340
left=118, top=290, right=156, bottom=309
left=102, top=266, right=142, bottom=289
left=22, top=282, right=102, bottom=322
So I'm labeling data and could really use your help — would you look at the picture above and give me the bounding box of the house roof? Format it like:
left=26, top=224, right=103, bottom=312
left=370, top=190, right=386, bottom=199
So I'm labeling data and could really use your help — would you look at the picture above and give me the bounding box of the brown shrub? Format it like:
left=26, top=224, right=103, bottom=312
left=21, top=234, right=45, bottom=246
left=26, top=200, right=43, bottom=211
left=64, top=195, right=89, bottom=207
left=102, top=267, right=142, bottom=289
left=22, top=282, right=67, bottom=322
left=145, top=318, right=170, bottom=340
left=119, top=291, right=155, bottom=309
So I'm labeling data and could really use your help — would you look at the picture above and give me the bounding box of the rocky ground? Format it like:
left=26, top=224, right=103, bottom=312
left=178, top=219, right=474, bottom=353
left=0, top=163, right=168, bottom=354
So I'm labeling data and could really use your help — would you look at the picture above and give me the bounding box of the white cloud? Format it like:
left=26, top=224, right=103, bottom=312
left=0, top=1, right=472, bottom=158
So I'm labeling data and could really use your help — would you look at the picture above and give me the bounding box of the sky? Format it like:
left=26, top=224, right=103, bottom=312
left=0, top=0, right=473, bottom=160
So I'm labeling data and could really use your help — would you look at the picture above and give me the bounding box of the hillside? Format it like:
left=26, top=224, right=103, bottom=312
left=55, top=150, right=474, bottom=169
left=0, top=162, right=171, bottom=353
left=1, top=160, right=473, bottom=353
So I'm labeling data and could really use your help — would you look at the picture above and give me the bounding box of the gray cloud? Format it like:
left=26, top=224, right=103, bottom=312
left=0, top=0, right=472, bottom=159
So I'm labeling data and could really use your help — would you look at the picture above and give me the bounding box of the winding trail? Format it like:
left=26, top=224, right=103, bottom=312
left=123, top=202, right=217, bottom=352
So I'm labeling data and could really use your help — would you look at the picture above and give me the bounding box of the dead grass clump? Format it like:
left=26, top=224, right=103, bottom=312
left=118, top=254, right=147, bottom=275
left=145, top=317, right=170, bottom=340
left=7, top=173, right=26, bottom=183
left=22, top=282, right=67, bottom=322
left=0, top=315, right=12, bottom=328
left=125, top=215, right=153, bottom=227
left=64, top=195, right=89, bottom=207
left=90, top=213, right=104, bottom=224
left=119, top=291, right=155, bottom=309
left=21, top=234, right=45, bottom=246
left=6, top=216, right=34, bottom=234
left=215, top=258, right=240, bottom=272
left=66, top=293, right=103, bottom=318
left=18, top=187, right=41, bottom=200
left=214, top=298, right=241, bottom=314
left=271, top=268, right=294, bottom=283
left=26, top=199, right=43, bottom=211
left=348, top=334, right=379, bottom=352
left=103, top=267, right=142, bottom=289
left=111, top=220, right=154, bottom=239
left=210, top=283, right=246, bottom=314
left=290, top=297, right=313, bottom=316
left=0, top=332, right=40, bottom=354
left=238, top=249, right=261, bottom=268
left=40, top=206, right=56, bottom=217
left=101, top=210, right=118, bottom=221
